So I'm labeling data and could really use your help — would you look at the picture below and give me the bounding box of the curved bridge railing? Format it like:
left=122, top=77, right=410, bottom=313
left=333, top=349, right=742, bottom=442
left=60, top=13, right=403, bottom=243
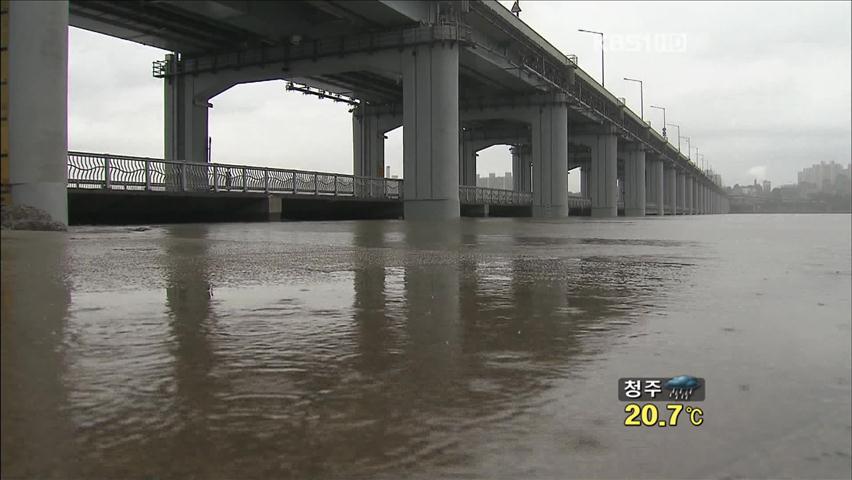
left=459, top=186, right=532, bottom=206
left=67, top=151, right=403, bottom=200
left=67, top=151, right=539, bottom=207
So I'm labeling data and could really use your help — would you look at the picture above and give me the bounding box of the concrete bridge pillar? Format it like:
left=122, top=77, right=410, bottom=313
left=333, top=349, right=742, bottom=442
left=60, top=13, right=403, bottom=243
left=704, top=185, right=713, bottom=214
left=511, top=145, right=531, bottom=192
left=530, top=102, right=569, bottom=217
left=665, top=165, right=677, bottom=215
left=623, top=147, right=646, bottom=217
left=576, top=131, right=618, bottom=217
left=686, top=176, right=694, bottom=214
left=677, top=171, right=686, bottom=215
left=651, top=158, right=665, bottom=215
left=6, top=0, right=69, bottom=227
left=402, top=43, right=460, bottom=220
left=164, top=55, right=210, bottom=165
left=580, top=165, right=590, bottom=199
left=353, top=108, right=385, bottom=178
left=459, top=136, right=478, bottom=187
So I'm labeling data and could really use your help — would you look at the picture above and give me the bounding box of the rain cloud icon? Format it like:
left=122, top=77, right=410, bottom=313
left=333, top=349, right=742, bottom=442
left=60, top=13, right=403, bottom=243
left=664, top=375, right=702, bottom=400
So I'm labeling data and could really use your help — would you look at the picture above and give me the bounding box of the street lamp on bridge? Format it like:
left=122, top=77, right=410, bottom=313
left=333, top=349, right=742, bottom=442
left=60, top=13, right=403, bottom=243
left=578, top=29, right=605, bottom=87
left=623, top=77, right=643, bottom=120
left=650, top=105, right=666, bottom=138
left=667, top=123, right=681, bottom=151
left=681, top=136, right=691, bottom=160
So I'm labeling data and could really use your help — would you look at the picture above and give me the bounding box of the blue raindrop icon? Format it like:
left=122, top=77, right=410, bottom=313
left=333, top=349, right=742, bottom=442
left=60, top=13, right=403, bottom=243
left=664, top=375, right=701, bottom=400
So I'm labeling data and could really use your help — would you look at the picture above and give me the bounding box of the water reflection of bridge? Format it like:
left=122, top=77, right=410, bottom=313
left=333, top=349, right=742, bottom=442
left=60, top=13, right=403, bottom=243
left=2, top=222, right=693, bottom=477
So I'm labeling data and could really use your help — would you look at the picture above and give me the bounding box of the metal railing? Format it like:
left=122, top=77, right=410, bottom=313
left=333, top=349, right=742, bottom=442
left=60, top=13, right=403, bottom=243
left=67, top=151, right=402, bottom=200
left=67, top=152, right=533, bottom=207
left=459, top=186, right=532, bottom=206
left=567, top=194, right=592, bottom=209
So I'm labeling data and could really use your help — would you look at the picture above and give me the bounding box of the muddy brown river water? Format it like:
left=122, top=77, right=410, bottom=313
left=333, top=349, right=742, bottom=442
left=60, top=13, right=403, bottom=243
left=2, top=214, right=850, bottom=479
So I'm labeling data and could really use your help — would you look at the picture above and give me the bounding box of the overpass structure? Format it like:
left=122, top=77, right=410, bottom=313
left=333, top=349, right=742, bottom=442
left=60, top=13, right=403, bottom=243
left=3, top=0, right=730, bottom=226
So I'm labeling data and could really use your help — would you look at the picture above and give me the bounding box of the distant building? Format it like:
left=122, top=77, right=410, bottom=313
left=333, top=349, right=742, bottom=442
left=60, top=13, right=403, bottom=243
left=798, top=161, right=852, bottom=193
left=477, top=172, right=513, bottom=189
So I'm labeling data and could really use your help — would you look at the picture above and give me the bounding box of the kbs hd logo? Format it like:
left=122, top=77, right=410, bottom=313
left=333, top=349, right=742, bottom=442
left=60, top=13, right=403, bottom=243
left=618, top=376, right=705, bottom=428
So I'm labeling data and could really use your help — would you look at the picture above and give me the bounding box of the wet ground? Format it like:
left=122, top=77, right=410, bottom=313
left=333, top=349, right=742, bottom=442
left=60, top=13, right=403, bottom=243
left=2, top=214, right=850, bottom=479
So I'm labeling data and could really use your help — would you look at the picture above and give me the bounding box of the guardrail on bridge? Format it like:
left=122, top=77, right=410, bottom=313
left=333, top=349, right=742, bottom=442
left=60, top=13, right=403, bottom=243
left=67, top=152, right=537, bottom=207
left=67, top=151, right=402, bottom=200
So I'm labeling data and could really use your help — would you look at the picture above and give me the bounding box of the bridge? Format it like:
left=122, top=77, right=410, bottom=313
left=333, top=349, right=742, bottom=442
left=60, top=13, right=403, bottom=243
left=2, top=0, right=730, bottom=227
left=66, top=151, right=591, bottom=222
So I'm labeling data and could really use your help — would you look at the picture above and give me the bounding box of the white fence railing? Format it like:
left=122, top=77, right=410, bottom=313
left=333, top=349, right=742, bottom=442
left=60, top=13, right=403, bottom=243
left=67, top=152, right=540, bottom=207
left=67, top=151, right=402, bottom=200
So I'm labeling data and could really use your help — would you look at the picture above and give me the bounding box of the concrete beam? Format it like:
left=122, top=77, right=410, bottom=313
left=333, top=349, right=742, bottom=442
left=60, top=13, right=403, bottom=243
left=7, top=0, right=69, bottom=227
left=623, top=146, right=646, bottom=217
left=665, top=165, right=677, bottom=215
left=530, top=102, right=569, bottom=217
left=402, top=43, right=460, bottom=220
left=575, top=131, right=618, bottom=218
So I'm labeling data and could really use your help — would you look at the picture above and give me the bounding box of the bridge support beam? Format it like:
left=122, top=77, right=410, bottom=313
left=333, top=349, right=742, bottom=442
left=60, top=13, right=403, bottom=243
left=677, top=171, right=686, bottom=215
left=623, top=147, right=645, bottom=217
left=164, top=54, right=210, bottom=165
left=696, top=183, right=703, bottom=214
left=650, top=158, right=664, bottom=216
left=353, top=107, right=386, bottom=178
left=665, top=165, right=677, bottom=215
left=686, top=175, right=694, bottom=214
left=705, top=185, right=710, bottom=214
left=511, top=145, right=531, bottom=192
left=531, top=102, right=568, bottom=217
left=459, top=137, right=478, bottom=187
left=580, top=165, right=590, bottom=199
left=7, top=0, right=69, bottom=227
left=402, top=44, right=460, bottom=220
left=576, top=132, right=618, bottom=217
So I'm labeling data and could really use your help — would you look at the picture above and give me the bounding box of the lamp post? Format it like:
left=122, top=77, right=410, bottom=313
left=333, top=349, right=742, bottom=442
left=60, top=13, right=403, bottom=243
left=650, top=105, right=666, bottom=138
left=578, top=29, right=604, bottom=87
left=681, top=136, right=691, bottom=160
left=667, top=123, right=681, bottom=151
left=623, top=77, right=643, bottom=120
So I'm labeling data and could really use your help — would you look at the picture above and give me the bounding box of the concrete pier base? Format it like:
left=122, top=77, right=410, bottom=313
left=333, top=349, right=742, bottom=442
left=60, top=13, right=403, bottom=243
left=686, top=176, right=694, bottom=214
left=511, top=145, right=531, bottom=193
left=164, top=54, right=210, bottom=164
left=402, top=44, right=460, bottom=220
left=665, top=166, right=677, bottom=215
left=653, top=158, right=665, bottom=216
left=7, top=0, right=69, bottom=227
left=531, top=101, right=568, bottom=217
left=624, top=147, right=646, bottom=217
left=576, top=132, right=618, bottom=218
left=353, top=107, right=385, bottom=178
left=459, top=137, right=478, bottom=187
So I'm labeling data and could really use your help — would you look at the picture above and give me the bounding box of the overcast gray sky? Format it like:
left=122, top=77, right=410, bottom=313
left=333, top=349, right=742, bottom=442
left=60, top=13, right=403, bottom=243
left=68, top=0, right=851, bottom=188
